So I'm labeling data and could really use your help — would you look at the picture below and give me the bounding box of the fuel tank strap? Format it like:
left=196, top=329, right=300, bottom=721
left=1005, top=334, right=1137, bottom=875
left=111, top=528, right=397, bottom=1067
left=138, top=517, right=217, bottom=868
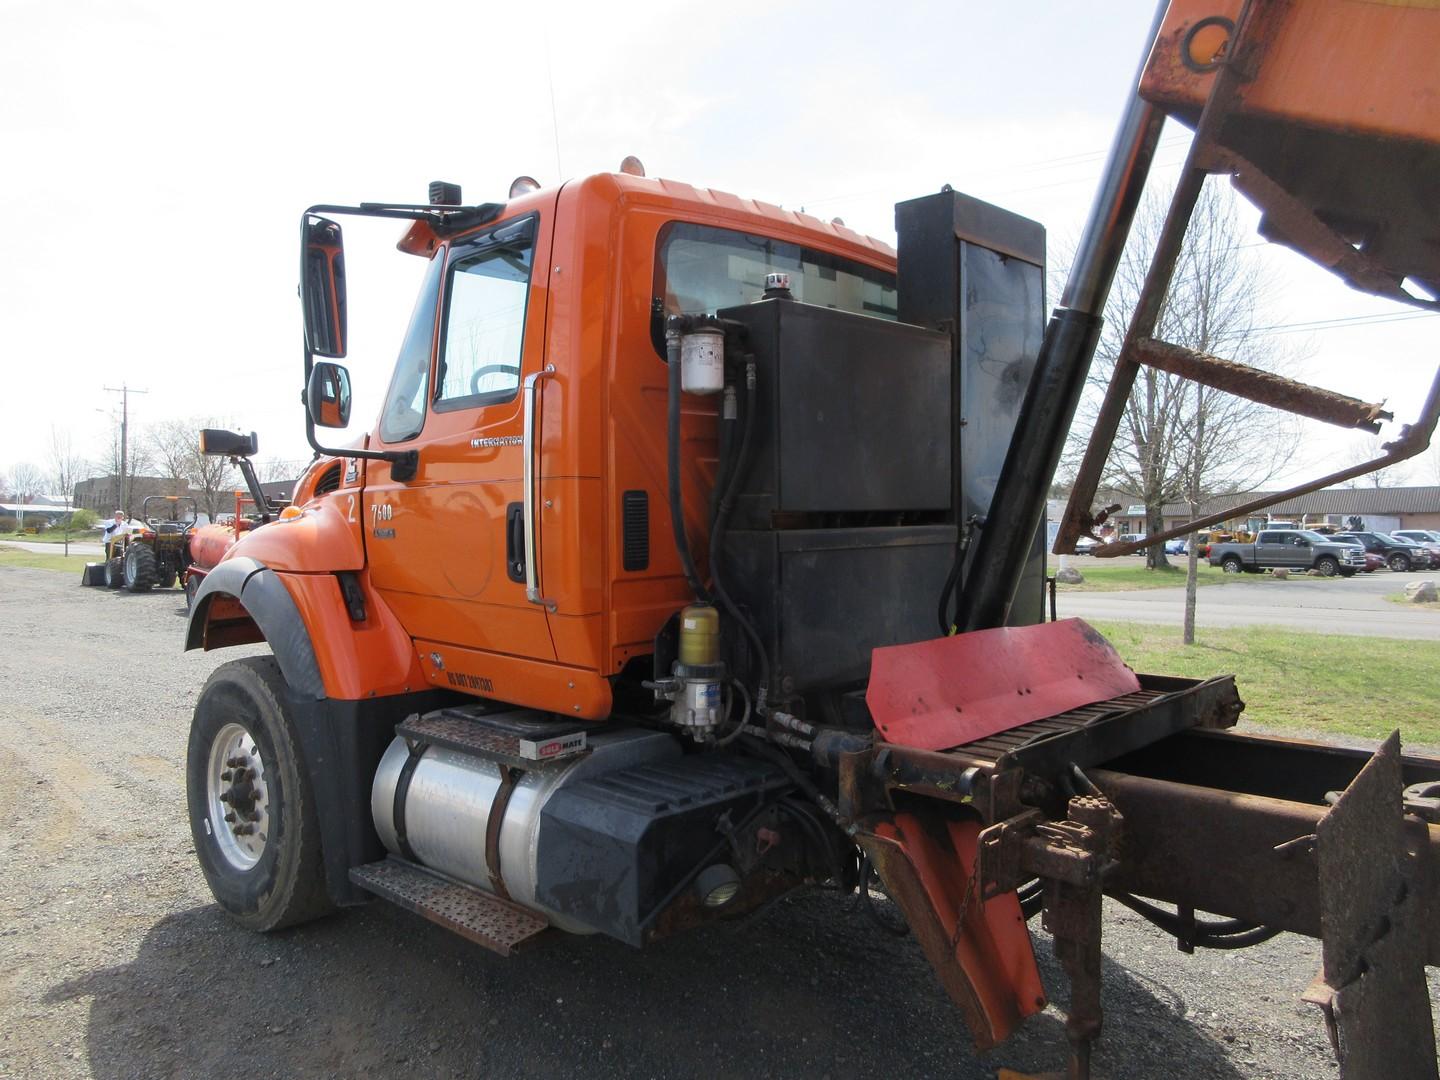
left=392, top=742, right=424, bottom=864
left=485, top=766, right=520, bottom=900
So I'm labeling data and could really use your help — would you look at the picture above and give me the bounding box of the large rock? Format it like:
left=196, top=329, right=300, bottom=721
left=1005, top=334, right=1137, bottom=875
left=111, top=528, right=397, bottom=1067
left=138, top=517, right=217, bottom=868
left=1272, top=568, right=1289, bottom=579
left=1404, top=580, right=1438, bottom=603
left=1055, top=566, right=1084, bottom=585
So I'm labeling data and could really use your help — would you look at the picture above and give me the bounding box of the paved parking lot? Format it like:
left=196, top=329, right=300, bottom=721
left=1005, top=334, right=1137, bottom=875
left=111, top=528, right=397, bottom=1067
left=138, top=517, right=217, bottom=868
left=1058, top=558, right=1440, bottom=639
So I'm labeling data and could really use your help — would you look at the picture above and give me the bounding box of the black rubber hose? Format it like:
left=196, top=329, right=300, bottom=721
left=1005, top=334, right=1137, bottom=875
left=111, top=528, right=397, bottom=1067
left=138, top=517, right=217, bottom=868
left=1110, top=891, right=1281, bottom=949
left=666, top=327, right=710, bottom=602
left=709, top=361, right=771, bottom=696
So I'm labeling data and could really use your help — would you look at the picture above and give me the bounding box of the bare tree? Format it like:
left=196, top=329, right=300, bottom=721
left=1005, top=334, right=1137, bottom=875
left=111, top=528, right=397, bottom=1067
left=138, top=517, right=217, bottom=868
left=9, top=462, right=45, bottom=502
left=1341, top=434, right=1410, bottom=489
left=185, top=419, right=236, bottom=521
left=1069, top=184, right=1299, bottom=577
left=99, top=415, right=156, bottom=517
left=47, top=428, right=89, bottom=555
left=149, top=419, right=195, bottom=492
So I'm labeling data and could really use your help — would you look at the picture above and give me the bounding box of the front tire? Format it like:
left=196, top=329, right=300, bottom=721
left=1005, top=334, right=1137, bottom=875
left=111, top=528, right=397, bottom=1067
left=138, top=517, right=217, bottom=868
left=1221, top=556, right=1243, bottom=574
left=1388, top=553, right=1412, bottom=573
left=1316, top=556, right=1339, bottom=577
left=187, top=656, right=333, bottom=932
left=123, top=543, right=158, bottom=592
left=105, top=556, right=125, bottom=588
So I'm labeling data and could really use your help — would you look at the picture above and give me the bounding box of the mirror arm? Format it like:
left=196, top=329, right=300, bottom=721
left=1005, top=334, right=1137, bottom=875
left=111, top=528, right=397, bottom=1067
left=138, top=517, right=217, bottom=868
left=230, top=455, right=276, bottom=525
left=301, top=346, right=419, bottom=471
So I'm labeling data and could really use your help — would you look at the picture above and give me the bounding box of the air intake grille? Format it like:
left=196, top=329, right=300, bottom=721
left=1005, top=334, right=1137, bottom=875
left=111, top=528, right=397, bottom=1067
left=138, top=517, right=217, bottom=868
left=313, top=462, right=342, bottom=496
left=622, top=490, right=649, bottom=571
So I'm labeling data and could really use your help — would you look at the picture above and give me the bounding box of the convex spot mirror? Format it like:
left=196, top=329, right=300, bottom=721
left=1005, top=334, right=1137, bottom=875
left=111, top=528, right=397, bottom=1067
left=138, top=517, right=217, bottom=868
left=307, top=362, right=352, bottom=429
left=199, top=429, right=259, bottom=457
left=302, top=215, right=347, bottom=358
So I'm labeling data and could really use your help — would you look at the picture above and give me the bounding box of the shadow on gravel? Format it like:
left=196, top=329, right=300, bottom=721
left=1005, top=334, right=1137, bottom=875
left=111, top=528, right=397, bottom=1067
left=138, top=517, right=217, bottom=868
left=48, top=892, right=1245, bottom=1080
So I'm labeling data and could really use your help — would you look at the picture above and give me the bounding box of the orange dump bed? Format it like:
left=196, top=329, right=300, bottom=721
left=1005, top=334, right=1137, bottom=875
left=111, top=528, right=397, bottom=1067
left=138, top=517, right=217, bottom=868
left=1140, top=0, right=1440, bottom=298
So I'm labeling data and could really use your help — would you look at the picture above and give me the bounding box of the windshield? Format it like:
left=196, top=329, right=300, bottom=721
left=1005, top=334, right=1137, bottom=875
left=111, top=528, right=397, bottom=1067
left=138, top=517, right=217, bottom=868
left=1382, top=533, right=1416, bottom=545
left=652, top=222, right=896, bottom=356
left=1299, top=531, right=1331, bottom=543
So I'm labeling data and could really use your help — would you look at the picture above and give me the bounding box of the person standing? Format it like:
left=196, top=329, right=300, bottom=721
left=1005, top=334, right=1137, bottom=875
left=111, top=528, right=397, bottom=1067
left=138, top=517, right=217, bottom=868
left=102, top=510, right=128, bottom=558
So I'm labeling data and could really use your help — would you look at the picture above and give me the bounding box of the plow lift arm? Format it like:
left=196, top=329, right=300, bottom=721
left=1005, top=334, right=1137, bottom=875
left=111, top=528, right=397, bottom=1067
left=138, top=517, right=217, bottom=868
left=846, top=3, right=1440, bottom=1078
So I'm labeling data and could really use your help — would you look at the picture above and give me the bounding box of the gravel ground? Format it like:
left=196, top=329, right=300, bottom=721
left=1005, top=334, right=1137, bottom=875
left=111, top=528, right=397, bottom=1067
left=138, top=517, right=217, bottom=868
left=1, top=566, right=1434, bottom=1079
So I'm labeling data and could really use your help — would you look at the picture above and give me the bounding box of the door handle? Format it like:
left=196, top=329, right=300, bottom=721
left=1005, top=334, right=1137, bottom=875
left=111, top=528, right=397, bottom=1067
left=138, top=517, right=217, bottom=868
left=522, top=364, right=556, bottom=609
left=505, top=502, right=525, bottom=583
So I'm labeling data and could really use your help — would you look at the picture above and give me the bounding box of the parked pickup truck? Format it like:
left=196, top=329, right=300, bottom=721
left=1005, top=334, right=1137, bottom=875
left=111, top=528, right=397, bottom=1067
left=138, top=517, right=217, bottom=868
left=1209, top=528, right=1367, bottom=577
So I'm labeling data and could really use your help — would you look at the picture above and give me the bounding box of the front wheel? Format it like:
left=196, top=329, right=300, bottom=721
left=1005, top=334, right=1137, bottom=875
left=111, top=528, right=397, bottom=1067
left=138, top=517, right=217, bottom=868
left=1221, top=557, right=1243, bottom=574
left=1388, top=553, right=1412, bottom=573
left=186, top=656, right=333, bottom=931
left=1315, top=556, right=1339, bottom=577
left=104, top=557, right=125, bottom=588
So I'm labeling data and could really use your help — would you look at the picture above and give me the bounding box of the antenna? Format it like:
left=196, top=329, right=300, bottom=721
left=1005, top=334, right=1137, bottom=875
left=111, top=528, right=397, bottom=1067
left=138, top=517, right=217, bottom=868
left=102, top=383, right=149, bottom=518
left=543, top=16, right=563, bottom=180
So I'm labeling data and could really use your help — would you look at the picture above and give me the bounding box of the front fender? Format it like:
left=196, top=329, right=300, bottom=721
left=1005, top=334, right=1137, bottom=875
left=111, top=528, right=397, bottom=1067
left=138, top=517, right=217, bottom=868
left=184, top=557, right=326, bottom=701
left=229, top=494, right=365, bottom=572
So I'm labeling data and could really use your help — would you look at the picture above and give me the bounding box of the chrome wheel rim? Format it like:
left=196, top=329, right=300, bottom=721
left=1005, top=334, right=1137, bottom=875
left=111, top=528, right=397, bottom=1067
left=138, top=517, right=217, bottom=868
left=206, top=722, right=271, bottom=870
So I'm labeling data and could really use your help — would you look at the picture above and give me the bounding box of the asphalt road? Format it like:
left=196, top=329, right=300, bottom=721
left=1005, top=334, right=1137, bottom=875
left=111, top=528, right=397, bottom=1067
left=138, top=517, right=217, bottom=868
left=1058, top=561, right=1440, bottom=639
left=1, top=538, right=104, bottom=556
left=2, top=565, right=1435, bottom=1079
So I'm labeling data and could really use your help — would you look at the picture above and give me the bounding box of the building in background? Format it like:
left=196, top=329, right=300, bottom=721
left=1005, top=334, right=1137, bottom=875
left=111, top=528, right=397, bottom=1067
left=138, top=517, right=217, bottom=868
left=1090, top=486, right=1440, bottom=537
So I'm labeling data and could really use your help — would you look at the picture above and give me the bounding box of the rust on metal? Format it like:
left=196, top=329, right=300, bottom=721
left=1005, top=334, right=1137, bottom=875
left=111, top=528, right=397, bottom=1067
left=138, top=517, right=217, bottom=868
left=857, top=816, right=1046, bottom=1050
left=1056, top=0, right=1440, bottom=559
left=1132, top=337, right=1392, bottom=431
left=1091, top=764, right=1440, bottom=965
left=348, top=858, right=550, bottom=956
left=1313, top=732, right=1438, bottom=1078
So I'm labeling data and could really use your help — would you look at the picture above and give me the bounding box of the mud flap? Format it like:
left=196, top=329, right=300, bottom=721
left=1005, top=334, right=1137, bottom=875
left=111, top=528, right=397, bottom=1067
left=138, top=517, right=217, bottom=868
left=858, top=811, right=1046, bottom=1049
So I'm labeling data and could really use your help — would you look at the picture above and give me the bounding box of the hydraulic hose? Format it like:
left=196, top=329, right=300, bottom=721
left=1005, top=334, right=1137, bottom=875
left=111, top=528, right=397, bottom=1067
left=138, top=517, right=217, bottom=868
left=666, top=324, right=711, bottom=602
left=709, top=358, right=771, bottom=700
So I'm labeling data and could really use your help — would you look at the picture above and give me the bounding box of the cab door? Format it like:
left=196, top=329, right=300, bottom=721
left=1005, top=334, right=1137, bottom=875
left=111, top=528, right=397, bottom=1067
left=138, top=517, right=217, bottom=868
left=364, top=205, right=557, bottom=672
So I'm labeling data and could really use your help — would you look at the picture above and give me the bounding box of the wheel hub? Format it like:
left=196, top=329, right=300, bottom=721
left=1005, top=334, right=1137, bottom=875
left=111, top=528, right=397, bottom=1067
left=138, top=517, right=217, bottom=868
left=207, top=724, right=270, bottom=870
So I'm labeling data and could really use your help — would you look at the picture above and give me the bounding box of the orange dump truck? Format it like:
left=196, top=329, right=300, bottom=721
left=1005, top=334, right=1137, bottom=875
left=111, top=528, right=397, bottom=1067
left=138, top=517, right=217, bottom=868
left=181, top=4, right=1440, bottom=1075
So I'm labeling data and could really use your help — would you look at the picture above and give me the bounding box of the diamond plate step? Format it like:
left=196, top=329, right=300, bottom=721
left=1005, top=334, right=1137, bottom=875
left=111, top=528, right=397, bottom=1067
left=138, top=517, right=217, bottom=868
left=350, top=858, right=550, bottom=956
left=397, top=706, right=588, bottom=769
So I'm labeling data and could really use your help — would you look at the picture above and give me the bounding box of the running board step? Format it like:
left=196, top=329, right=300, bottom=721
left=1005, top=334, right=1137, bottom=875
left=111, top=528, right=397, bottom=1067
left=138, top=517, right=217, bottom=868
left=350, top=858, right=550, bottom=956
left=397, top=705, right=588, bottom=769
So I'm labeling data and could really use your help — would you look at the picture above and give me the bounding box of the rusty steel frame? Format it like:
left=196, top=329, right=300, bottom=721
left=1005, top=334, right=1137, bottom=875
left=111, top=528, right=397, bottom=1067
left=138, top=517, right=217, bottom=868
left=1090, top=765, right=1440, bottom=965
left=1055, top=0, right=1440, bottom=559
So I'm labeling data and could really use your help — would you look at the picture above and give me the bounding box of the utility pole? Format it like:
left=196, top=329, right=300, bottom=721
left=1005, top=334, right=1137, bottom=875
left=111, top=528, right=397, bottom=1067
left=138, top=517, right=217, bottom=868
left=103, top=384, right=148, bottom=518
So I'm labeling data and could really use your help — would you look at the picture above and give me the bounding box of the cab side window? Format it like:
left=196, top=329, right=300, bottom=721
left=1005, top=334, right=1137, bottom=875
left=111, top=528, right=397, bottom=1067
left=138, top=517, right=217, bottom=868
left=435, top=217, right=536, bottom=410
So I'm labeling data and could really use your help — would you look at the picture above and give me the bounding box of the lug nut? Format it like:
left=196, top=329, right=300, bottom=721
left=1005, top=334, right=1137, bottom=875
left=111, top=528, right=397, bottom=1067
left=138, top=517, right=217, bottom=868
left=220, top=770, right=233, bottom=782
left=219, top=791, right=232, bottom=804
left=224, top=812, right=236, bottom=823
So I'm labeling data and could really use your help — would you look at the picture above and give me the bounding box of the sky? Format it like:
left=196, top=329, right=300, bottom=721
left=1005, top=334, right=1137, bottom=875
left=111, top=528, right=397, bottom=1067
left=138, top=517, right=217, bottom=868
left=3, top=0, right=1436, bottom=490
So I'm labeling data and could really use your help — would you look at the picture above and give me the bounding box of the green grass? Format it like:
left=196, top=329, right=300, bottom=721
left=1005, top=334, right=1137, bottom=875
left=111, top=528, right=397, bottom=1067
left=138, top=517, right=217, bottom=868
left=1052, top=560, right=1316, bottom=592
left=1384, top=592, right=1440, bottom=610
left=1091, top=620, right=1440, bottom=745
left=0, top=547, right=96, bottom=573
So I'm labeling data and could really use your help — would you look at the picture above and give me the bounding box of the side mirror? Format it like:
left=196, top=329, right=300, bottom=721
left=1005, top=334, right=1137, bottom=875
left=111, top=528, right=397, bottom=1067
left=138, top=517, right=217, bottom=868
left=199, top=429, right=259, bottom=456
left=302, top=216, right=347, bottom=358
left=307, top=362, right=352, bottom=428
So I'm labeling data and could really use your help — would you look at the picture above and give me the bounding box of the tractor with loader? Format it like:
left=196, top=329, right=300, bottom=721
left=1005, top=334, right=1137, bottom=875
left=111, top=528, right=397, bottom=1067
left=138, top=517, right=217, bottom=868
left=83, top=494, right=198, bottom=592
left=180, top=3, right=1440, bottom=1076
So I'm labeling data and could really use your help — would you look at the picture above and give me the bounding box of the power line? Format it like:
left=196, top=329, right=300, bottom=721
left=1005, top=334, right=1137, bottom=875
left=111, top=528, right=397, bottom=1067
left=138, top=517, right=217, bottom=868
left=801, top=137, right=1193, bottom=209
